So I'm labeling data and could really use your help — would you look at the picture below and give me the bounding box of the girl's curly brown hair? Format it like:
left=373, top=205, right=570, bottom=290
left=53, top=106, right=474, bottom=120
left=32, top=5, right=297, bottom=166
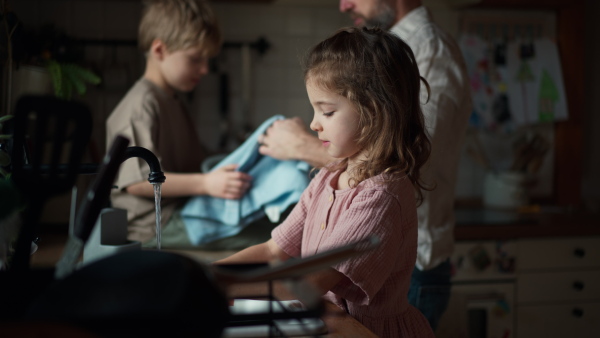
left=304, top=26, right=432, bottom=204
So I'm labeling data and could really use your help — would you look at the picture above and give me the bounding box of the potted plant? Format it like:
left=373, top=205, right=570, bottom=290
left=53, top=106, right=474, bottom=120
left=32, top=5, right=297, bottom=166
left=14, top=23, right=102, bottom=101
left=1, top=0, right=102, bottom=173
left=2, top=0, right=101, bottom=107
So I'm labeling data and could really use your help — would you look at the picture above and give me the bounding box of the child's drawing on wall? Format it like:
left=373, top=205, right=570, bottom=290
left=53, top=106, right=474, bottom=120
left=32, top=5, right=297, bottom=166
left=459, top=34, right=515, bottom=133
left=506, top=37, right=568, bottom=126
left=460, top=31, right=568, bottom=132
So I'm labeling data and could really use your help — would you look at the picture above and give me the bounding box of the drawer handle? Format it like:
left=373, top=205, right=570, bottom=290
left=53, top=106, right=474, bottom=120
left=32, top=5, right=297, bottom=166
left=572, top=308, right=584, bottom=318
left=573, top=281, right=585, bottom=291
left=573, top=248, right=586, bottom=258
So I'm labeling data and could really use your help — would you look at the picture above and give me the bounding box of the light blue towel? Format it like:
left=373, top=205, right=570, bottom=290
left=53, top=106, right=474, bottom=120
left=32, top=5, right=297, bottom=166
left=181, top=115, right=311, bottom=245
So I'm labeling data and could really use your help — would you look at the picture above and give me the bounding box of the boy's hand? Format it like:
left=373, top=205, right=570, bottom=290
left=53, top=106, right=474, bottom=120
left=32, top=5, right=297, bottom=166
left=205, top=164, right=252, bottom=199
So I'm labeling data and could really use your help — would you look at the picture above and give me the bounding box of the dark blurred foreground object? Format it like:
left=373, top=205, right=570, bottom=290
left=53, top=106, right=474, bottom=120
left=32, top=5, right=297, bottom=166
left=27, top=250, right=229, bottom=337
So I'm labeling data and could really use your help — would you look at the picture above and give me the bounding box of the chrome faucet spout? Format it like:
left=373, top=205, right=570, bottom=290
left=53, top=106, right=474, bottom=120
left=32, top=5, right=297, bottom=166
left=122, top=147, right=166, bottom=184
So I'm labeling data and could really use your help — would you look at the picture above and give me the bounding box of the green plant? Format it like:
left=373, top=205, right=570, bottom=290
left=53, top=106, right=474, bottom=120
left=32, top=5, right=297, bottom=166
left=45, top=59, right=101, bottom=100
left=17, top=23, right=101, bottom=100
left=3, top=2, right=102, bottom=103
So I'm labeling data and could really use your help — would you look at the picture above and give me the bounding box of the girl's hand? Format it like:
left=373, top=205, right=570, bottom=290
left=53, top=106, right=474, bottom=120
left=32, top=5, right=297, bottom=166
left=205, top=164, right=252, bottom=199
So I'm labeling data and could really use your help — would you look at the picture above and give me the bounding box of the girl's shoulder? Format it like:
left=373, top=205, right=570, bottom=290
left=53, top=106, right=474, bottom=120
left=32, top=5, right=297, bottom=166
left=356, top=172, right=414, bottom=200
left=360, top=171, right=412, bottom=189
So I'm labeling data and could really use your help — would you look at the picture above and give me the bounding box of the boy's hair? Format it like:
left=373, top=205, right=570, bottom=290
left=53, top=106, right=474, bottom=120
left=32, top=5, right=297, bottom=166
left=304, top=27, right=432, bottom=202
left=139, top=0, right=221, bottom=56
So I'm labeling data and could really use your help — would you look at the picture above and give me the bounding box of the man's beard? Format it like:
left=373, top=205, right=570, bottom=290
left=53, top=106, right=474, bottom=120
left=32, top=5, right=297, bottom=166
left=364, top=0, right=397, bottom=30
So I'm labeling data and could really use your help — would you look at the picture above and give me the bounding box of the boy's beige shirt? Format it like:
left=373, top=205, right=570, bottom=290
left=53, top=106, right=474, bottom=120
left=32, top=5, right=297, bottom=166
left=106, top=78, right=206, bottom=243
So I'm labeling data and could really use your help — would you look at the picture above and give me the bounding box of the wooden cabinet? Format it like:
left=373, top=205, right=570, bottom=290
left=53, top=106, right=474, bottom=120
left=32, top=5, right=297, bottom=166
left=517, top=270, right=600, bottom=303
left=438, top=236, right=600, bottom=338
left=517, top=237, right=600, bottom=270
left=516, top=303, right=600, bottom=337
left=515, top=237, right=600, bottom=338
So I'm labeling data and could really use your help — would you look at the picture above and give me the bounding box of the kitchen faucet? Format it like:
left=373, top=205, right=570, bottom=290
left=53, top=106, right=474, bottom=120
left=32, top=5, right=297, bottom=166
left=121, top=146, right=166, bottom=185
left=55, top=137, right=165, bottom=278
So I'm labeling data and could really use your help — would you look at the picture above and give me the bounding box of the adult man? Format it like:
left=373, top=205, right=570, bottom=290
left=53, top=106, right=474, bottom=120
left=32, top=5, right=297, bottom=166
left=258, top=0, right=472, bottom=330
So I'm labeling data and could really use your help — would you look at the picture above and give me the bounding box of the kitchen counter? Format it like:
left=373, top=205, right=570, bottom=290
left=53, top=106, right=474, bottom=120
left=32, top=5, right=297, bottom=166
left=454, top=208, right=599, bottom=241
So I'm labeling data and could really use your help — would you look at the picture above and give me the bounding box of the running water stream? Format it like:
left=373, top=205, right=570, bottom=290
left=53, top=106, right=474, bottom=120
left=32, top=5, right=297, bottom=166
left=153, top=183, right=162, bottom=250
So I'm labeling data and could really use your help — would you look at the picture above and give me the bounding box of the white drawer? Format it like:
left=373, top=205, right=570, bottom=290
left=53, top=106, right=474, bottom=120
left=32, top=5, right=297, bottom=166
left=517, top=270, right=600, bottom=303
left=517, top=302, right=600, bottom=338
left=518, top=237, right=600, bottom=271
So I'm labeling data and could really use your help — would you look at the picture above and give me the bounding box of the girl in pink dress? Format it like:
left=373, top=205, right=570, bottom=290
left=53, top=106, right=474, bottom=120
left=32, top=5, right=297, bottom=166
left=218, top=27, right=435, bottom=337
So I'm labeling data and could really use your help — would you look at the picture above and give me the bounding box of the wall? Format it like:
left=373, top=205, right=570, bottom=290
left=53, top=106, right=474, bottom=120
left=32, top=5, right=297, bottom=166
left=584, top=0, right=600, bottom=206
left=6, top=0, right=599, bottom=223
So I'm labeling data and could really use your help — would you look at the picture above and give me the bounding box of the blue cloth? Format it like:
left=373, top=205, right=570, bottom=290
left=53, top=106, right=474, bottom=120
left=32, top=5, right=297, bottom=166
left=181, top=115, right=311, bottom=245
left=407, top=259, right=452, bottom=331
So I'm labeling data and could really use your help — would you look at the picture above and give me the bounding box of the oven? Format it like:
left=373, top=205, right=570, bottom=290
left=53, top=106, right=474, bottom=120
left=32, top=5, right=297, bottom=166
left=436, top=240, right=517, bottom=338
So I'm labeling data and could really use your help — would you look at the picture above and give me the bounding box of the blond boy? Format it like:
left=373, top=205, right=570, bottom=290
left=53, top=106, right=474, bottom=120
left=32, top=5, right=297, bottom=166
left=106, top=0, right=252, bottom=244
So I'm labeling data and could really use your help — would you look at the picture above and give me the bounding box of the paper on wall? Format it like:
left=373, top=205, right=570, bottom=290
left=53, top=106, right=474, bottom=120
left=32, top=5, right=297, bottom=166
left=459, top=35, right=568, bottom=131
left=506, top=37, right=568, bottom=125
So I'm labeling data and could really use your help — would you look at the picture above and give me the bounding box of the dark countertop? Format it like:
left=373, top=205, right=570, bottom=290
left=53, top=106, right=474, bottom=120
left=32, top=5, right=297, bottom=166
left=454, top=208, right=600, bottom=241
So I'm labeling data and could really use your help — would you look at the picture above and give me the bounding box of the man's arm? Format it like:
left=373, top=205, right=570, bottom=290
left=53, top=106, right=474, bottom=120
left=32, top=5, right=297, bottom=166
left=258, top=117, right=332, bottom=168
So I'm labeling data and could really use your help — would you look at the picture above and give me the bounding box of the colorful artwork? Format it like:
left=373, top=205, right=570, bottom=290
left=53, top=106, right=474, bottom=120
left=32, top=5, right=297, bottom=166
left=506, top=38, right=568, bottom=126
left=459, top=35, right=568, bottom=132
left=459, top=35, right=514, bottom=132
